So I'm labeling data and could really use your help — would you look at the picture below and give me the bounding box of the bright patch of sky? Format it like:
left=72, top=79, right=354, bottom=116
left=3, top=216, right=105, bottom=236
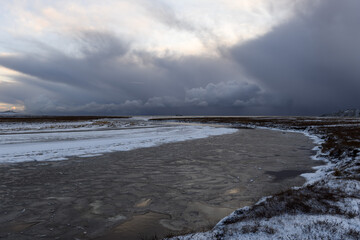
left=0, top=0, right=296, bottom=56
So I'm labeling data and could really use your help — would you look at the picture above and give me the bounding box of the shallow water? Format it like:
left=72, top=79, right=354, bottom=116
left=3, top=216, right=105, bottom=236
left=0, top=128, right=318, bottom=240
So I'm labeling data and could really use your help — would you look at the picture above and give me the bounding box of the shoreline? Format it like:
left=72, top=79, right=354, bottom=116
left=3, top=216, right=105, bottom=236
left=249, top=126, right=328, bottom=184
left=160, top=117, right=360, bottom=239
left=0, top=127, right=318, bottom=240
left=213, top=127, right=327, bottom=227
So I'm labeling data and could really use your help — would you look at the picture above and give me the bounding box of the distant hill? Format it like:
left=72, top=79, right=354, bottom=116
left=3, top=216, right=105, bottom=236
left=0, top=110, right=17, bottom=114
left=323, top=109, right=360, bottom=117
left=0, top=110, right=22, bottom=117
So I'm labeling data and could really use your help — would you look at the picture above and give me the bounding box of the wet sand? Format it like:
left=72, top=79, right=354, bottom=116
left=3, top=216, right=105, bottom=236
left=0, top=128, right=320, bottom=240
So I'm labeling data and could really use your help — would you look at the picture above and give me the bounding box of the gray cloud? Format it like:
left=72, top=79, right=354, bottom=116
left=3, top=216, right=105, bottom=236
left=0, top=30, right=263, bottom=115
left=185, top=81, right=262, bottom=107
left=1, top=0, right=359, bottom=116
left=231, top=0, right=360, bottom=115
left=141, top=0, right=222, bottom=50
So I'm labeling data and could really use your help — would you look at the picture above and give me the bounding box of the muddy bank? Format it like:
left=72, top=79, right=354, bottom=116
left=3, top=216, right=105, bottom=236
left=0, top=128, right=319, bottom=240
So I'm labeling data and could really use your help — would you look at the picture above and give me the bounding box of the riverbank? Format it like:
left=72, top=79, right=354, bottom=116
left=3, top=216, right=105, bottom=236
left=154, top=117, right=360, bottom=239
left=0, top=126, right=317, bottom=240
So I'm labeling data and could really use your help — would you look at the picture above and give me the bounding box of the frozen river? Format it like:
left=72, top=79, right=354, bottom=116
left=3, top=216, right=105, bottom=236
left=0, top=117, right=236, bottom=163
left=0, top=118, right=318, bottom=239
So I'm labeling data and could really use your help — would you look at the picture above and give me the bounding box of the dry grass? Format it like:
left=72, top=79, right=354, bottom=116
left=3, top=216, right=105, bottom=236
left=152, top=116, right=360, bottom=160
left=154, top=116, right=360, bottom=239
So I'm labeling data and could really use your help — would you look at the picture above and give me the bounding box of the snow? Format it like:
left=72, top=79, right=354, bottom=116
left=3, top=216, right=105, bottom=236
left=167, top=122, right=360, bottom=240
left=3, top=117, right=360, bottom=239
left=0, top=118, right=155, bottom=134
left=211, top=214, right=360, bottom=240
left=0, top=123, right=237, bottom=163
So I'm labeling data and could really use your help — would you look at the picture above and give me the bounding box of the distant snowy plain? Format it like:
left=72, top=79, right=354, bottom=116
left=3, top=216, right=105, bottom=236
left=0, top=118, right=237, bottom=163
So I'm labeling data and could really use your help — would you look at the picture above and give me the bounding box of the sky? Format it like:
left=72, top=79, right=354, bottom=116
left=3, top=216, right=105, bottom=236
left=0, top=0, right=359, bottom=116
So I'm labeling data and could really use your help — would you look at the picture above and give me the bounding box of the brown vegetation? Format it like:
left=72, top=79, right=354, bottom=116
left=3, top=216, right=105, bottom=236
left=155, top=116, right=360, bottom=239
left=152, top=116, right=360, bottom=161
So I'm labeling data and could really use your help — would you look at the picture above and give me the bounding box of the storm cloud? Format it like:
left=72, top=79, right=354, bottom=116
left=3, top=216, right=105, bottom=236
left=0, top=0, right=359, bottom=115
left=231, top=0, right=360, bottom=115
left=0, top=30, right=261, bottom=115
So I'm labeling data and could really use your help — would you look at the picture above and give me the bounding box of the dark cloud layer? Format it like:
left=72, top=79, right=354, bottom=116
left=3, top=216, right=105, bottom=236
left=0, top=30, right=263, bottom=115
left=231, top=0, right=360, bottom=115
left=0, top=0, right=359, bottom=115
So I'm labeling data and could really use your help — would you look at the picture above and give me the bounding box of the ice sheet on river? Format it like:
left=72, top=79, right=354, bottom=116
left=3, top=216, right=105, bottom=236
left=0, top=120, right=237, bottom=163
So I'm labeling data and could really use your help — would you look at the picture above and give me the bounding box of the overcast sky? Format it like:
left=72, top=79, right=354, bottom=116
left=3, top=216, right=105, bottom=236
left=0, top=0, right=359, bottom=115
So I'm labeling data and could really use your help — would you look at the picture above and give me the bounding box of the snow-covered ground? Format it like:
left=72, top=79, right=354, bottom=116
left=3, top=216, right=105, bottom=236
left=0, top=118, right=152, bottom=134
left=0, top=118, right=237, bottom=163
left=166, top=119, right=360, bottom=240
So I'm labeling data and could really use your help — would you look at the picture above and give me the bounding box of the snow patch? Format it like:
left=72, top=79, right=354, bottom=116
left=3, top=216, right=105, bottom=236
left=0, top=125, right=237, bottom=163
left=168, top=122, right=360, bottom=240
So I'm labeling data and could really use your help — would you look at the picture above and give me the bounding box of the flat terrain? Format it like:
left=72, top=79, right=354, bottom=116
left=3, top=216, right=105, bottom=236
left=0, top=116, right=129, bottom=123
left=156, top=117, right=360, bottom=240
left=0, top=128, right=317, bottom=240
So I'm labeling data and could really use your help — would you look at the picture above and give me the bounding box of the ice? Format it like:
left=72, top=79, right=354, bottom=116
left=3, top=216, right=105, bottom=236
left=168, top=123, right=360, bottom=240
left=0, top=124, right=237, bottom=163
